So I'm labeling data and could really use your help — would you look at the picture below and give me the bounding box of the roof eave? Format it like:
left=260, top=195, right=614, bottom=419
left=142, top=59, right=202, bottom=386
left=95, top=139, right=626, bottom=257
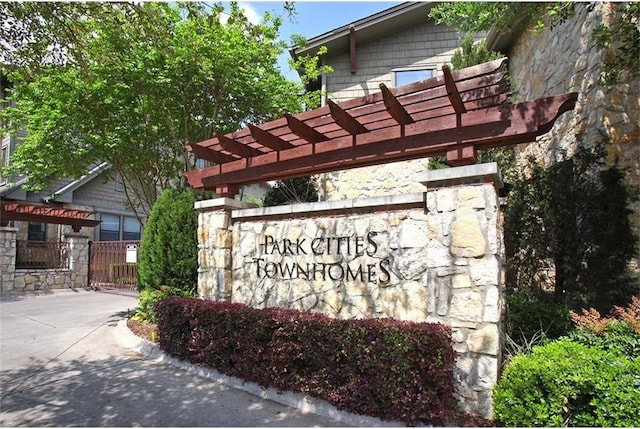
left=290, top=2, right=436, bottom=61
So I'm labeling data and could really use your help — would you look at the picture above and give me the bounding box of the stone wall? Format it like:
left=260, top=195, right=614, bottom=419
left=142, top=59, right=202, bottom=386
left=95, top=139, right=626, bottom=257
left=196, top=164, right=505, bottom=419
left=0, top=226, right=17, bottom=292
left=0, top=229, right=89, bottom=291
left=506, top=2, right=639, bottom=273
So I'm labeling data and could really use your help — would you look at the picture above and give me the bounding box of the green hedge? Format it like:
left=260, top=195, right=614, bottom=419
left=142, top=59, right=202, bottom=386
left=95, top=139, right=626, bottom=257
left=156, top=297, right=457, bottom=425
left=494, top=340, right=640, bottom=426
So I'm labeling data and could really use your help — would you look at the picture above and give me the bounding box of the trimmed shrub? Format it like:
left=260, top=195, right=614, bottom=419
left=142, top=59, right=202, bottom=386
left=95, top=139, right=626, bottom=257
left=156, top=297, right=457, bottom=425
left=137, top=188, right=199, bottom=294
left=494, top=341, right=640, bottom=427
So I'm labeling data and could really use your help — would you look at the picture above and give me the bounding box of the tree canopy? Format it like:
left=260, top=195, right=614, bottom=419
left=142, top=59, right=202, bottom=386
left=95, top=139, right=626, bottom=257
left=1, top=2, right=321, bottom=220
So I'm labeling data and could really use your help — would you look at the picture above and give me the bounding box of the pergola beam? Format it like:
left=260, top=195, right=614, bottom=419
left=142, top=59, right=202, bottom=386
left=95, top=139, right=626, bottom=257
left=327, top=99, right=368, bottom=135
left=217, top=134, right=263, bottom=158
left=248, top=124, right=294, bottom=151
left=380, top=83, right=414, bottom=125
left=442, top=65, right=467, bottom=115
left=188, top=143, right=238, bottom=164
left=285, top=113, right=329, bottom=143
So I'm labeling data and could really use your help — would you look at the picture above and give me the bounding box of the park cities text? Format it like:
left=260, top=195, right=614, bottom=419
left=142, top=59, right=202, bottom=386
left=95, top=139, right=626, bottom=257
left=252, top=232, right=392, bottom=283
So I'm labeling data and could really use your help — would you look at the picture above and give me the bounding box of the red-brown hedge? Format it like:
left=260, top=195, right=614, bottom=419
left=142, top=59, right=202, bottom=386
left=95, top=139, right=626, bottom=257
left=156, top=297, right=457, bottom=425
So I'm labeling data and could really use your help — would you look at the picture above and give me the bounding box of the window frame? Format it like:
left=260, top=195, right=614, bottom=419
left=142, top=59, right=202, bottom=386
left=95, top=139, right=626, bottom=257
left=392, top=67, right=435, bottom=88
left=98, top=213, right=142, bottom=241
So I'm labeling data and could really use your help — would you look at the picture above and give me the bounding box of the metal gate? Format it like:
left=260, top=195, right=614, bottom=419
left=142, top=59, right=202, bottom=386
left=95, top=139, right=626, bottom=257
left=89, top=240, right=140, bottom=290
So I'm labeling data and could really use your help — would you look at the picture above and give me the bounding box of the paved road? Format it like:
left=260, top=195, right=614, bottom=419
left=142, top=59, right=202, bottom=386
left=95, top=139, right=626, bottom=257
left=0, top=289, right=343, bottom=427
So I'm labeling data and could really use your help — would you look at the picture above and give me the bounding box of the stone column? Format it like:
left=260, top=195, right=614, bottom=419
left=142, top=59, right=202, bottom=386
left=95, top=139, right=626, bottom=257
left=0, top=226, right=18, bottom=292
left=195, top=198, right=255, bottom=300
left=418, top=162, right=505, bottom=419
left=63, top=233, right=89, bottom=289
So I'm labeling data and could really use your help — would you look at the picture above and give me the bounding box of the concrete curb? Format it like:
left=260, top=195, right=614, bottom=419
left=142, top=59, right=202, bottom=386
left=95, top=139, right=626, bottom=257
left=114, top=319, right=407, bottom=427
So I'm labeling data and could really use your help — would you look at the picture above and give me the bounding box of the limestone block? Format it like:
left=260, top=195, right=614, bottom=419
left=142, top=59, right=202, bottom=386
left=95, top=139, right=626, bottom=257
left=285, top=226, right=303, bottom=242
left=436, top=276, right=451, bottom=316
left=426, top=272, right=436, bottom=313
left=450, top=290, right=483, bottom=322
left=379, top=281, right=428, bottom=321
left=320, top=287, right=344, bottom=317
left=469, top=256, right=499, bottom=286
left=212, top=249, right=231, bottom=268
left=451, top=273, right=473, bottom=289
left=451, top=207, right=486, bottom=258
left=204, top=212, right=230, bottom=229
left=426, top=242, right=452, bottom=268
left=14, top=276, right=25, bottom=289
left=483, top=286, right=501, bottom=323
left=395, top=248, right=429, bottom=280
left=457, top=186, right=486, bottom=209
left=475, top=354, right=499, bottom=390
left=436, top=188, right=456, bottom=212
left=466, top=324, right=500, bottom=355
left=239, top=235, right=257, bottom=257
left=455, top=355, right=475, bottom=385
left=215, top=229, right=232, bottom=248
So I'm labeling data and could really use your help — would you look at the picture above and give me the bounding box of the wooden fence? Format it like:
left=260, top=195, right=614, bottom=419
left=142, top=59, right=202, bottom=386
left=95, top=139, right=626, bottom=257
left=89, top=240, right=139, bottom=290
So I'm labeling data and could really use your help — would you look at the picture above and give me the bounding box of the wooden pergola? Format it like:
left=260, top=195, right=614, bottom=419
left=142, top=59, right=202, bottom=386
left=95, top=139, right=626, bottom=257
left=1, top=200, right=100, bottom=232
left=185, top=58, right=578, bottom=197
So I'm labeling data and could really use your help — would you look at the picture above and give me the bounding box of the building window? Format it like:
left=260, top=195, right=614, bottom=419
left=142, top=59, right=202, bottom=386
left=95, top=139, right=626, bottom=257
left=99, top=214, right=120, bottom=241
left=28, top=222, right=47, bottom=241
left=196, top=158, right=210, bottom=170
left=122, top=216, right=141, bottom=240
left=99, top=214, right=141, bottom=241
left=393, top=68, right=434, bottom=87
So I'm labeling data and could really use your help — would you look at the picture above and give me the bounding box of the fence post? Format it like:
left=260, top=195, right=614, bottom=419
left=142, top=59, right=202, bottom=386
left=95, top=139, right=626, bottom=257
left=63, top=233, right=90, bottom=289
left=0, top=226, right=18, bottom=292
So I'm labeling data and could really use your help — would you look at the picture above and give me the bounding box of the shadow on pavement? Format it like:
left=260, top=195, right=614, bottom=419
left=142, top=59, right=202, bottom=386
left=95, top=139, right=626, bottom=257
left=0, top=352, right=338, bottom=427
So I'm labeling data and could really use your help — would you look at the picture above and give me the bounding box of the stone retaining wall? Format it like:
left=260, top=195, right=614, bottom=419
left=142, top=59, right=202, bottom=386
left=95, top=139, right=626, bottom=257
left=196, top=163, right=505, bottom=419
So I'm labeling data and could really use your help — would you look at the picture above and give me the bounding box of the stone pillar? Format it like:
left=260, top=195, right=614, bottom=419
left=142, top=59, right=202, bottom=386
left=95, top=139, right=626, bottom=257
left=63, top=233, right=89, bottom=289
left=418, top=162, right=505, bottom=419
left=0, top=226, right=18, bottom=292
left=195, top=198, right=255, bottom=300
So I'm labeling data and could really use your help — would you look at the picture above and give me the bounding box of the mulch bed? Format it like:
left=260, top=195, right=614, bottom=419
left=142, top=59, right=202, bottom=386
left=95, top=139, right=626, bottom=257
left=127, top=318, right=157, bottom=342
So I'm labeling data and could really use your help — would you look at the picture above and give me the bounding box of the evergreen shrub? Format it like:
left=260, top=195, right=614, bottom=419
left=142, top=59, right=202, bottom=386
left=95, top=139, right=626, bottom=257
left=506, top=290, right=573, bottom=341
left=137, top=188, right=199, bottom=294
left=156, top=297, right=457, bottom=425
left=494, top=341, right=640, bottom=427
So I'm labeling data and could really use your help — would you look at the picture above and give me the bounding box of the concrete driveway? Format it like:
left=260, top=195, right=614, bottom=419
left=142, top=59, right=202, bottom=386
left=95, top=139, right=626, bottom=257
left=0, top=289, right=344, bottom=427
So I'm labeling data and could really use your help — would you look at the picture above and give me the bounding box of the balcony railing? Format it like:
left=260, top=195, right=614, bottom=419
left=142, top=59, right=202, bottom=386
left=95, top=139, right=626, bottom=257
left=16, top=241, right=69, bottom=269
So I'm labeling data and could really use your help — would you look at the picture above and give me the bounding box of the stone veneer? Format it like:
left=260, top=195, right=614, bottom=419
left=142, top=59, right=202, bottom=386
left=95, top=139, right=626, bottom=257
left=196, top=163, right=505, bottom=419
left=505, top=2, right=639, bottom=273
left=0, top=228, right=90, bottom=291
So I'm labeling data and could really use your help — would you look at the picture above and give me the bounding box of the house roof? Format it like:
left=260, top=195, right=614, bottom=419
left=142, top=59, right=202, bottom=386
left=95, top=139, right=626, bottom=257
left=0, top=162, right=111, bottom=204
left=290, top=2, right=437, bottom=59
left=45, top=162, right=111, bottom=203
